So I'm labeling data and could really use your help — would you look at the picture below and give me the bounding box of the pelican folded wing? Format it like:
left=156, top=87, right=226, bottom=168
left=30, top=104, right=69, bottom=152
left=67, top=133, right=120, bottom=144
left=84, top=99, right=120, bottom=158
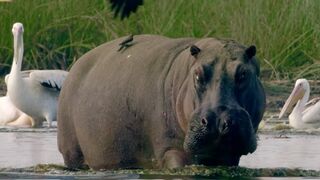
left=29, top=70, right=68, bottom=91
left=302, top=98, right=320, bottom=124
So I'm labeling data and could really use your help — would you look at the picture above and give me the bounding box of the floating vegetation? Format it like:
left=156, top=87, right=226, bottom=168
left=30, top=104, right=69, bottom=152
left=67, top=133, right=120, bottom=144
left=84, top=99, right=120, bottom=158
left=0, top=164, right=319, bottom=178
left=272, top=124, right=292, bottom=131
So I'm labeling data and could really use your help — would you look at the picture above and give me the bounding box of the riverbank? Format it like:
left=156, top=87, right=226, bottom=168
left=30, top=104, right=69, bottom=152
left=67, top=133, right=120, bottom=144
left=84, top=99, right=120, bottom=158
left=1, top=164, right=320, bottom=178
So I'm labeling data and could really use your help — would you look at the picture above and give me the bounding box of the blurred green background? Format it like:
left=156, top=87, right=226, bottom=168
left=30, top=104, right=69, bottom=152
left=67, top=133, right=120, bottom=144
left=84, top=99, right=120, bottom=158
left=0, top=0, right=319, bottom=80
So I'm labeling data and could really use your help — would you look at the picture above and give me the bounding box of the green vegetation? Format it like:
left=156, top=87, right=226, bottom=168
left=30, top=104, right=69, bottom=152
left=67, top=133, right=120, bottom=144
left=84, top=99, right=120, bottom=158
left=1, top=164, right=320, bottom=178
left=0, top=0, right=319, bottom=79
left=272, top=124, right=292, bottom=131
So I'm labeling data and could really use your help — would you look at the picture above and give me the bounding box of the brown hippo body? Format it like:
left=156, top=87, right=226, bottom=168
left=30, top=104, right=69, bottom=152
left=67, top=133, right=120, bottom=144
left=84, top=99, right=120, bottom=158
left=58, top=35, right=266, bottom=170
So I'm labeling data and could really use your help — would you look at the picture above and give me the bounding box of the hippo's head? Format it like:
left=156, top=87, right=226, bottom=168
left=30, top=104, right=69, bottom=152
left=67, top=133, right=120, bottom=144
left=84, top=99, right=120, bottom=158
left=177, top=40, right=266, bottom=166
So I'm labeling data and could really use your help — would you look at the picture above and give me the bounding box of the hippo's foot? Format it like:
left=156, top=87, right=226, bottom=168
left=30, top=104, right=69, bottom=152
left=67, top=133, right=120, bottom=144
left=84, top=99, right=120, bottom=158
left=63, top=153, right=85, bottom=170
left=162, top=149, right=189, bottom=169
left=61, top=145, right=85, bottom=170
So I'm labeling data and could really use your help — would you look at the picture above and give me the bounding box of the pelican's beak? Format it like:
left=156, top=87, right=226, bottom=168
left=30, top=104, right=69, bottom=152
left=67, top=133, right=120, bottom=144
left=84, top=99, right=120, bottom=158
left=13, top=36, right=20, bottom=64
left=279, top=84, right=305, bottom=118
left=12, top=26, right=23, bottom=64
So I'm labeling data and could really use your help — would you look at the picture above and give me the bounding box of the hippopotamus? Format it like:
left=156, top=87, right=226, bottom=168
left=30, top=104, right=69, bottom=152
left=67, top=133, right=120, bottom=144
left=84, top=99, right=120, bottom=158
left=57, top=35, right=266, bottom=170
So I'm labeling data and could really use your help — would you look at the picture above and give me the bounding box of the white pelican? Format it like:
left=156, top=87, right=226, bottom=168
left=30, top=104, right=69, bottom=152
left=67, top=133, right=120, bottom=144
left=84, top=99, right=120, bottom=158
left=7, top=22, right=68, bottom=127
left=279, top=79, right=320, bottom=129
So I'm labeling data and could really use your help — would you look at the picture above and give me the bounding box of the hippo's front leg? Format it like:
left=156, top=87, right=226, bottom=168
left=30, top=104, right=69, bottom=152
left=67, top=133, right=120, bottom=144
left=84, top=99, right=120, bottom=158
left=161, top=149, right=189, bottom=169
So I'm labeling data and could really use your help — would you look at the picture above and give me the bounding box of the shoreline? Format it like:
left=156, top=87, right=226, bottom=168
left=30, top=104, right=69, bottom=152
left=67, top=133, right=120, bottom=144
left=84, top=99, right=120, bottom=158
left=1, top=164, right=320, bottom=178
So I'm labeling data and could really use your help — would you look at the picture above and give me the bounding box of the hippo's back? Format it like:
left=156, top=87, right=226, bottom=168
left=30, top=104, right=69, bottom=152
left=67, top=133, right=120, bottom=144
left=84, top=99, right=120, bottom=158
left=58, top=35, right=196, bottom=169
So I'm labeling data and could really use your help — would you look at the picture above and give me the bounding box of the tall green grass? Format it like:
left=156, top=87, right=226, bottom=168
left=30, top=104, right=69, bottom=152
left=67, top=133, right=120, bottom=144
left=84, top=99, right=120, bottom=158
left=0, top=0, right=319, bottom=80
left=0, top=0, right=107, bottom=73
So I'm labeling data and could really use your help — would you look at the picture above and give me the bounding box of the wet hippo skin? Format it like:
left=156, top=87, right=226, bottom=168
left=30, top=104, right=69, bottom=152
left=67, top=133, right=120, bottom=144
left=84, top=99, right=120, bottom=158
left=57, top=35, right=266, bottom=170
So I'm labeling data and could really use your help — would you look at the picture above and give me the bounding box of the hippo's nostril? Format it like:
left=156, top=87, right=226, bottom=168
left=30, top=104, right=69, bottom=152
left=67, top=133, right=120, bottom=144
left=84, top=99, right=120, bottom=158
left=224, top=120, right=229, bottom=129
left=201, top=118, right=208, bottom=126
left=219, top=118, right=233, bottom=135
left=220, top=122, right=230, bottom=135
left=225, top=118, right=234, bottom=127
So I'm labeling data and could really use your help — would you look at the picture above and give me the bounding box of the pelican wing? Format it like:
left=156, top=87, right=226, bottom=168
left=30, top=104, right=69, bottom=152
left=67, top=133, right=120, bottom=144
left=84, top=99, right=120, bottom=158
left=5, top=70, right=34, bottom=84
left=305, top=97, right=320, bottom=109
left=20, top=70, right=36, bottom=78
left=302, top=98, right=320, bottom=123
left=29, top=70, right=68, bottom=91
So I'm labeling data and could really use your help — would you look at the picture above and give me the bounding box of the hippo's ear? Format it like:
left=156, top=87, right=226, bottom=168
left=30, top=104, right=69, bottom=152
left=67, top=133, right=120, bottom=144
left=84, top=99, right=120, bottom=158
left=245, top=45, right=256, bottom=59
left=245, top=45, right=260, bottom=76
left=190, top=45, right=201, bottom=58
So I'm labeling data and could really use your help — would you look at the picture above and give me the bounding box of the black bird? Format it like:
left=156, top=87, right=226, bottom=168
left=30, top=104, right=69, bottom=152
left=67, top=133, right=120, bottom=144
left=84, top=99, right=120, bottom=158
left=109, top=0, right=143, bottom=19
left=118, top=34, right=134, bottom=51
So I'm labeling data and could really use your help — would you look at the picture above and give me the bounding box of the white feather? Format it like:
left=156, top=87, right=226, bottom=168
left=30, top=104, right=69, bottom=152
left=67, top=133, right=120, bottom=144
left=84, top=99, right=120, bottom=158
left=7, top=22, right=68, bottom=127
left=281, top=79, right=320, bottom=129
left=0, top=96, right=22, bottom=125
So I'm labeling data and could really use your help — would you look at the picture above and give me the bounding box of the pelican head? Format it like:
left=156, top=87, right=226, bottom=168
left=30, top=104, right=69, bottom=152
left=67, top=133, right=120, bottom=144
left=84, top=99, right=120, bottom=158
left=12, top=22, right=24, bottom=35
left=279, top=79, right=309, bottom=118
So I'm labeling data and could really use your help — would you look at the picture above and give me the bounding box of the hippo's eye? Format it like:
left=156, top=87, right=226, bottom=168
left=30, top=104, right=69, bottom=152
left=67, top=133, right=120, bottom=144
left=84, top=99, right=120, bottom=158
left=236, top=68, right=250, bottom=89
left=193, top=65, right=212, bottom=94
left=239, top=71, right=247, bottom=81
left=193, top=67, right=207, bottom=92
left=195, top=73, right=204, bottom=84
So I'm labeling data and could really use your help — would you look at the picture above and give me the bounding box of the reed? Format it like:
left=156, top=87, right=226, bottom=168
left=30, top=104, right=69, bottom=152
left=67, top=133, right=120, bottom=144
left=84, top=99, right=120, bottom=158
left=0, top=0, right=319, bottom=80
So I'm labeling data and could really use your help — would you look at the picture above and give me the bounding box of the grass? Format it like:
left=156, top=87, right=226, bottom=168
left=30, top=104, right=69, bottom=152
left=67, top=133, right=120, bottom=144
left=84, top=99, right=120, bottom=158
left=2, top=164, right=320, bottom=177
left=0, top=0, right=319, bottom=80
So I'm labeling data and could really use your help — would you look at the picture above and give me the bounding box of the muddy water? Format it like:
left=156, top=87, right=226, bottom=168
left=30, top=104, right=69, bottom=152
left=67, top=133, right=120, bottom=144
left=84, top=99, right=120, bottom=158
left=0, top=132, right=319, bottom=170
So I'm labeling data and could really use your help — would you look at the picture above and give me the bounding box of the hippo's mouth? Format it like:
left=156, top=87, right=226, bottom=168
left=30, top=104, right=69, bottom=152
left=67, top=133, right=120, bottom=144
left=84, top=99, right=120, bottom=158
left=184, top=126, right=257, bottom=166
left=186, top=140, right=256, bottom=166
left=184, top=106, right=258, bottom=167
